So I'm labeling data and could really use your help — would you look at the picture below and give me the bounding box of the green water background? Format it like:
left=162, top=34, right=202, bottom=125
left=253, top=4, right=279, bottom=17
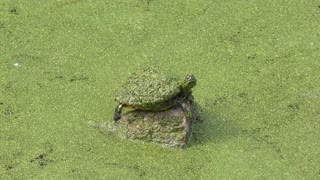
left=1, top=0, right=320, bottom=179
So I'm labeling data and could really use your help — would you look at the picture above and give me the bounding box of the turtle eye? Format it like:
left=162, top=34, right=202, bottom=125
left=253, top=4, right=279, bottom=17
left=185, top=74, right=194, bottom=82
left=184, top=74, right=196, bottom=87
left=185, top=75, right=191, bottom=82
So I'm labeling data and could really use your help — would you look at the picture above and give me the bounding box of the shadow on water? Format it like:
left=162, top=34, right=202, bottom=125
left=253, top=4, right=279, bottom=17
left=188, top=103, right=242, bottom=147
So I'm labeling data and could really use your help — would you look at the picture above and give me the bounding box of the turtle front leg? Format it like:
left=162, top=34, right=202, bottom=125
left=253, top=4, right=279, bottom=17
left=114, top=103, right=123, bottom=121
left=177, top=97, right=192, bottom=119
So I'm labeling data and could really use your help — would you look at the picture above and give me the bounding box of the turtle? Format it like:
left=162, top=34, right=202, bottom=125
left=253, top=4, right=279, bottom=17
left=113, top=67, right=197, bottom=121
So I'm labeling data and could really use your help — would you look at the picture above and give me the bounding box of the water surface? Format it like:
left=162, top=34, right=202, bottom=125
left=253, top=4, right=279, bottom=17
left=1, top=0, right=319, bottom=179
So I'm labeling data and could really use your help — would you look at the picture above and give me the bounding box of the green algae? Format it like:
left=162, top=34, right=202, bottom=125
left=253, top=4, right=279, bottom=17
left=115, top=66, right=181, bottom=108
left=1, top=0, right=320, bottom=179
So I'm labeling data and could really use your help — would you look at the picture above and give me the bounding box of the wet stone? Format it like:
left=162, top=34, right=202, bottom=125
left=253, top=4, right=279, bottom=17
left=112, top=98, right=197, bottom=149
left=91, top=98, right=198, bottom=149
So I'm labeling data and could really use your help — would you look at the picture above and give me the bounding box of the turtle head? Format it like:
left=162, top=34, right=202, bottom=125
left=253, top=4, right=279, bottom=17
left=181, top=74, right=197, bottom=94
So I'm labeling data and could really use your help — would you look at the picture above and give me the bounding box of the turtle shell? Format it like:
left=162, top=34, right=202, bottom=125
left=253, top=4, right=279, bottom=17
left=115, top=67, right=181, bottom=109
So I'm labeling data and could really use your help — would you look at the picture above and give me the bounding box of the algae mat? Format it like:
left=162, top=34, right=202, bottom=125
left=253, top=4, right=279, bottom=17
left=1, top=0, right=320, bottom=179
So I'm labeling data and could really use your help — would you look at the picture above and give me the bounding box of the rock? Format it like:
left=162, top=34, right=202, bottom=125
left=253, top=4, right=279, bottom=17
left=91, top=97, right=198, bottom=149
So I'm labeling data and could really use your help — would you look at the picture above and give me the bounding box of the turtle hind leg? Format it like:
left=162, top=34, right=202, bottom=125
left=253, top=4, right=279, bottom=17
left=114, top=103, right=123, bottom=121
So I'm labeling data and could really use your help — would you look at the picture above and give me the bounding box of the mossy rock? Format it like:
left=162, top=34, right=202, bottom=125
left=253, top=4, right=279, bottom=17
left=90, top=96, right=198, bottom=149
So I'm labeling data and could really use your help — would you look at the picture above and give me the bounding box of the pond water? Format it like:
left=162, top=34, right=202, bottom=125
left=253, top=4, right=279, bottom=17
left=1, top=0, right=319, bottom=179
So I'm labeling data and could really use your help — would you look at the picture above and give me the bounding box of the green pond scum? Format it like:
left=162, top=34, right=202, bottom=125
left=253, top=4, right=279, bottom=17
left=1, top=0, right=320, bottom=179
